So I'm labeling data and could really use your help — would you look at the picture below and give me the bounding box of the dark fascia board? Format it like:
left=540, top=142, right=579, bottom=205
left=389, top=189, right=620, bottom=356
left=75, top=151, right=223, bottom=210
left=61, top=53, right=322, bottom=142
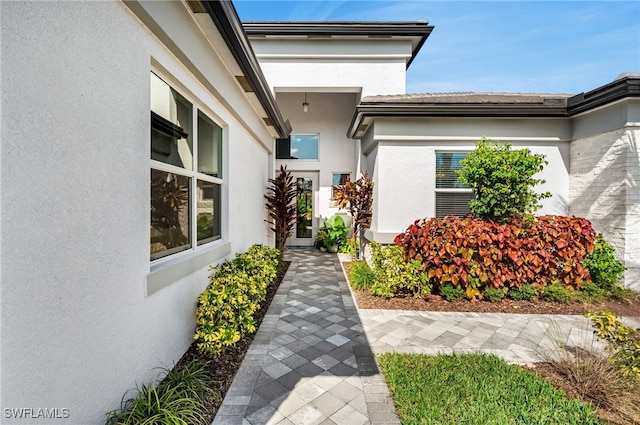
left=243, top=21, right=434, bottom=69
left=567, top=76, right=640, bottom=115
left=202, top=1, right=291, bottom=138
left=347, top=104, right=568, bottom=138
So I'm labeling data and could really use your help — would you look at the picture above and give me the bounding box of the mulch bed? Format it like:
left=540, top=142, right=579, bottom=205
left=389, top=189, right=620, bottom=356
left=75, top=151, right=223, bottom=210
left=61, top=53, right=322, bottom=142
left=172, top=261, right=289, bottom=424
left=344, top=261, right=639, bottom=318
left=353, top=288, right=640, bottom=318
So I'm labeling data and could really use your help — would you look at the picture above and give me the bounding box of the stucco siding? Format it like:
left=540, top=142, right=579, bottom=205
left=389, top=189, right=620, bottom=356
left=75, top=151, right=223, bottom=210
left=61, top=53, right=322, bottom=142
left=1, top=1, right=272, bottom=423
left=275, top=92, right=358, bottom=220
left=364, top=117, right=571, bottom=240
left=251, top=37, right=410, bottom=96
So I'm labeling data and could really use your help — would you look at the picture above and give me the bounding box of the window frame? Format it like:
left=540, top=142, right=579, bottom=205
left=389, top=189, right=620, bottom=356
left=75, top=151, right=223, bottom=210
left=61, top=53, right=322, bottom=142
left=331, top=172, right=352, bottom=203
left=277, top=133, right=319, bottom=160
left=434, top=151, right=473, bottom=219
left=150, top=71, right=224, bottom=263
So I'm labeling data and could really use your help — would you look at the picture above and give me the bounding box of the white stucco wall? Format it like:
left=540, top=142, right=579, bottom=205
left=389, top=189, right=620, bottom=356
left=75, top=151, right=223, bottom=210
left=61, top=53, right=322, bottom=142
left=251, top=38, right=409, bottom=96
left=1, top=1, right=273, bottom=423
left=362, top=117, right=571, bottom=241
left=274, top=92, right=358, bottom=222
left=570, top=119, right=640, bottom=290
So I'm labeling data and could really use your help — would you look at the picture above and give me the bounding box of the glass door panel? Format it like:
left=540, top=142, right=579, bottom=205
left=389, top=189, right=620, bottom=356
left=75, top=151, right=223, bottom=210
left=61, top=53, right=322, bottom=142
left=289, top=172, right=318, bottom=247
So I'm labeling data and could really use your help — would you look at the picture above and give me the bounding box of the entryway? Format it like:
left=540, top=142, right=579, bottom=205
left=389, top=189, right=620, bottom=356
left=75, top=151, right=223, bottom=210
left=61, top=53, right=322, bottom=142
left=289, top=171, right=318, bottom=247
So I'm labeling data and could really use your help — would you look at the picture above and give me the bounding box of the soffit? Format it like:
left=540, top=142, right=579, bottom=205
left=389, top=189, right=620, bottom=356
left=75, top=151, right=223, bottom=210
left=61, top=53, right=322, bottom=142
left=243, top=21, right=433, bottom=68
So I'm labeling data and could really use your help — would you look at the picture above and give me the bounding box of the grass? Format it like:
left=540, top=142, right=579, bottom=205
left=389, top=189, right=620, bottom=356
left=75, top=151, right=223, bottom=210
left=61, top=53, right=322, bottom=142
left=377, top=352, right=605, bottom=425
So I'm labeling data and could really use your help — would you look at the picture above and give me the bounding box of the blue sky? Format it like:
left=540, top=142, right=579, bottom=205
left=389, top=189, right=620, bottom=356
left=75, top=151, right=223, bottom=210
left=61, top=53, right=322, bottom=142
left=234, top=1, right=640, bottom=94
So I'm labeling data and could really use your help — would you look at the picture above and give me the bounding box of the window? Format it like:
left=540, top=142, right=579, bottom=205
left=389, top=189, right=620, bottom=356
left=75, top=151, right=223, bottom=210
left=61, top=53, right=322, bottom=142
left=276, top=134, right=318, bottom=160
left=435, top=152, right=473, bottom=218
left=150, top=72, right=222, bottom=261
left=331, top=172, right=351, bottom=200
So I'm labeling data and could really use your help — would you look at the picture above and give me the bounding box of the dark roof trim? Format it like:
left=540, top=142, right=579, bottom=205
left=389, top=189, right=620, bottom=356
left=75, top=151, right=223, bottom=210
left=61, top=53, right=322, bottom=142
left=243, top=21, right=434, bottom=69
left=347, top=104, right=568, bottom=138
left=348, top=77, right=640, bottom=138
left=202, top=1, right=291, bottom=138
left=568, top=76, right=640, bottom=115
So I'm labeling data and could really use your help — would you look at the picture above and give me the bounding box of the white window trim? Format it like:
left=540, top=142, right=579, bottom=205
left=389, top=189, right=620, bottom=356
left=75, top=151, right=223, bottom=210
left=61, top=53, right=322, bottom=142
left=147, top=69, right=229, bottom=295
left=434, top=151, right=473, bottom=218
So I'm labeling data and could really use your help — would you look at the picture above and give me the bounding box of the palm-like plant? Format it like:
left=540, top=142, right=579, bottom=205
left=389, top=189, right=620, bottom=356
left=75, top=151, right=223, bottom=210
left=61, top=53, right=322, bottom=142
left=332, top=172, right=374, bottom=258
left=265, top=165, right=297, bottom=254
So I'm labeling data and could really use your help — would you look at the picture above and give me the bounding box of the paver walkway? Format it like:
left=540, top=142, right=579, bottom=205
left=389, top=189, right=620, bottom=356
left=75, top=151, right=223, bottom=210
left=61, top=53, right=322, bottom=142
left=212, top=250, right=399, bottom=425
left=212, top=250, right=634, bottom=425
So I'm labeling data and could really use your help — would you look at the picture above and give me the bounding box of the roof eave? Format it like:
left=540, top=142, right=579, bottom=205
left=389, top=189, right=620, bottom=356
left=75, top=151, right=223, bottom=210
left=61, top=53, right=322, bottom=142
left=568, top=76, right=640, bottom=115
left=202, top=1, right=291, bottom=138
left=243, top=21, right=433, bottom=70
left=347, top=104, right=568, bottom=139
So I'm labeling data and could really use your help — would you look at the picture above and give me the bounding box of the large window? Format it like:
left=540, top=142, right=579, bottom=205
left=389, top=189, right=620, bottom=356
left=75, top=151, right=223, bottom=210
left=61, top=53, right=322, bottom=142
left=276, top=134, right=318, bottom=160
left=150, top=72, right=223, bottom=261
left=435, top=152, right=473, bottom=218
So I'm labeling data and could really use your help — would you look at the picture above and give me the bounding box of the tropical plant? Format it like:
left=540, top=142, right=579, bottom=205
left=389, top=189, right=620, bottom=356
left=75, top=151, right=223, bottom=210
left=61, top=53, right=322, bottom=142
left=586, top=310, right=640, bottom=379
left=264, top=165, right=297, bottom=254
left=457, top=137, right=551, bottom=222
left=582, top=234, right=626, bottom=291
left=194, top=245, right=281, bottom=356
left=314, top=226, right=328, bottom=249
left=394, top=214, right=595, bottom=299
left=322, top=215, right=348, bottom=250
left=369, top=242, right=430, bottom=299
left=332, top=172, right=373, bottom=258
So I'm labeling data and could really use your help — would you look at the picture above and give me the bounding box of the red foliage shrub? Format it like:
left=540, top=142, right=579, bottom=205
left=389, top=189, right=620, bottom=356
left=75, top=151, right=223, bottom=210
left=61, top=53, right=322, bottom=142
left=394, top=215, right=595, bottom=299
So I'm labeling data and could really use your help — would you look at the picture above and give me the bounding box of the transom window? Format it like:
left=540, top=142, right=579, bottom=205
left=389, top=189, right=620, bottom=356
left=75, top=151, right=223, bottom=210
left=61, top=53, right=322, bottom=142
left=150, top=72, right=222, bottom=261
left=276, top=134, right=319, bottom=160
left=435, top=152, right=473, bottom=218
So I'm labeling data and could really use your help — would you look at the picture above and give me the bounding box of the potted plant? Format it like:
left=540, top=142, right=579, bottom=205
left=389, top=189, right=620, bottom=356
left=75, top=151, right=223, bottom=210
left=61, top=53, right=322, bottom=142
left=323, top=215, right=348, bottom=253
left=315, top=227, right=329, bottom=252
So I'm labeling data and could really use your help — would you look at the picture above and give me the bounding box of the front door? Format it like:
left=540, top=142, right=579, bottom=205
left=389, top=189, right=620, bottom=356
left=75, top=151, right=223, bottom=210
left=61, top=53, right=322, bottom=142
left=289, top=171, right=318, bottom=247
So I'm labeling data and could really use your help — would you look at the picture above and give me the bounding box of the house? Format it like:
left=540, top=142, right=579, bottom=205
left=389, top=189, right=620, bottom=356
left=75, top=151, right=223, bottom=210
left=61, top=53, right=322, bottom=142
left=1, top=1, right=289, bottom=423
left=245, top=23, right=639, bottom=290
left=0, top=1, right=637, bottom=423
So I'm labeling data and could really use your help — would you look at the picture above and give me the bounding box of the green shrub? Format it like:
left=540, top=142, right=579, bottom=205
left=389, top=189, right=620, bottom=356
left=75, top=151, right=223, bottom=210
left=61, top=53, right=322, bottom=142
left=541, top=283, right=573, bottom=304
left=194, top=244, right=281, bottom=356
left=583, top=234, right=626, bottom=291
left=106, top=360, right=215, bottom=425
left=483, top=286, right=506, bottom=302
left=439, top=284, right=465, bottom=302
left=576, top=282, right=607, bottom=303
left=585, top=310, right=640, bottom=379
left=507, top=284, right=537, bottom=301
left=348, top=260, right=376, bottom=291
left=369, top=241, right=431, bottom=299
left=339, top=238, right=359, bottom=256
left=457, top=137, right=551, bottom=222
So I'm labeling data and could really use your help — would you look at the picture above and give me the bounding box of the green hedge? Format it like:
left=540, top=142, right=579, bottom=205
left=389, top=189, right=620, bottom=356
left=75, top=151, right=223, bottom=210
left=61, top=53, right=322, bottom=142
left=194, top=244, right=281, bottom=357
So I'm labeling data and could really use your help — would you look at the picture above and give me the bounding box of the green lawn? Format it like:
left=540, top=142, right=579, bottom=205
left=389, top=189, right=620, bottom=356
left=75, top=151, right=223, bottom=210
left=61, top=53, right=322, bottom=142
left=377, top=352, right=604, bottom=425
